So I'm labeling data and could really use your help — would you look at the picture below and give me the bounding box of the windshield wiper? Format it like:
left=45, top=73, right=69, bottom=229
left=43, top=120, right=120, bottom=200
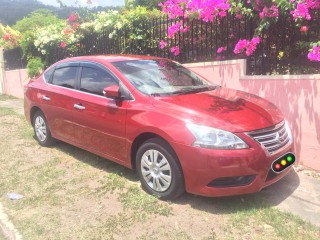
left=149, top=85, right=220, bottom=97
left=170, top=85, right=219, bottom=95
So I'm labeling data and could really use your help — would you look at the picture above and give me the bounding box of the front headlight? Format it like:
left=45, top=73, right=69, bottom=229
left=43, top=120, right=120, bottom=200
left=186, top=123, right=249, bottom=149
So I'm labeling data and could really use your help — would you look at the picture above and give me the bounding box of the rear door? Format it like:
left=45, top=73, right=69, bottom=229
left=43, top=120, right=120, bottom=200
left=40, top=62, right=80, bottom=142
left=71, top=62, right=128, bottom=163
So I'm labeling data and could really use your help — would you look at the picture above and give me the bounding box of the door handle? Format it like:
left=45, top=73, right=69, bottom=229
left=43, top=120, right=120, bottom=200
left=74, top=104, right=86, bottom=110
left=42, top=96, right=51, bottom=101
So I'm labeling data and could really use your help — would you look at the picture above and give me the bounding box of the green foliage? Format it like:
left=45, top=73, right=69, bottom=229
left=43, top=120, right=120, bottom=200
left=27, top=57, right=44, bottom=78
left=13, top=9, right=64, bottom=34
left=0, top=0, right=49, bottom=25
left=0, top=24, right=4, bottom=47
left=0, top=0, right=120, bottom=26
left=73, top=7, right=163, bottom=56
left=0, top=24, right=4, bottom=37
left=131, top=0, right=162, bottom=10
left=0, top=25, right=21, bottom=49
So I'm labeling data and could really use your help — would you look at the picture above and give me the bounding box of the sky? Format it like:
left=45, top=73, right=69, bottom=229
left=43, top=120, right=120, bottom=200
left=38, top=0, right=125, bottom=7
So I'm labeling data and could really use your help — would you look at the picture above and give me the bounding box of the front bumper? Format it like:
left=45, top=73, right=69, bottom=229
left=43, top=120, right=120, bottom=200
left=171, top=137, right=294, bottom=197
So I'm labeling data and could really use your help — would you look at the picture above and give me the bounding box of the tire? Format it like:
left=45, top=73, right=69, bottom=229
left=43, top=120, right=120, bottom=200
left=33, top=111, right=55, bottom=146
left=136, top=138, right=185, bottom=200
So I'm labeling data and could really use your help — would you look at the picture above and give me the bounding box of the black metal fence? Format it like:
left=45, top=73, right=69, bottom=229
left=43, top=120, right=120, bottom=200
left=250, top=11, right=320, bottom=75
left=49, top=14, right=256, bottom=70
left=4, top=11, right=320, bottom=75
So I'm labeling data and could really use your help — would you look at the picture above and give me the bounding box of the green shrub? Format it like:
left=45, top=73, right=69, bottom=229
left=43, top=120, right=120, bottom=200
left=27, top=57, right=44, bottom=79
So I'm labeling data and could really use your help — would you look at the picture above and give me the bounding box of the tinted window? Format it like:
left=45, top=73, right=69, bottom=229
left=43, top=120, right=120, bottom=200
left=52, top=67, right=77, bottom=89
left=44, top=67, right=54, bottom=82
left=80, top=67, right=118, bottom=96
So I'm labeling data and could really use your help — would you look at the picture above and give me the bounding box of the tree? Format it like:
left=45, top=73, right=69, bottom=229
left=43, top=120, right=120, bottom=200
left=132, top=0, right=163, bottom=9
left=13, top=9, right=64, bottom=34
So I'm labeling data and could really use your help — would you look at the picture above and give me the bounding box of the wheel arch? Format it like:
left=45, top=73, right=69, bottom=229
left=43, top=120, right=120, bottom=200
left=130, top=132, right=182, bottom=172
left=30, top=106, right=42, bottom=124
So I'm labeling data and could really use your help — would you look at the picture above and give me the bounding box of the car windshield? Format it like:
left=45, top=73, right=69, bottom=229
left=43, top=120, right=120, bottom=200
left=112, top=59, right=218, bottom=96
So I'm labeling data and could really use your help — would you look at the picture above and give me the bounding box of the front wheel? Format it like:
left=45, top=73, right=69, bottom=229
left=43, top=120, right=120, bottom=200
left=33, top=111, right=55, bottom=146
left=136, top=138, right=185, bottom=200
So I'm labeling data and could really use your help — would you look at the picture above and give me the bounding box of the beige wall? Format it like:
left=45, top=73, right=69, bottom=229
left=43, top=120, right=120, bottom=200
left=185, top=60, right=320, bottom=171
left=2, top=69, right=28, bottom=99
left=0, top=48, right=5, bottom=95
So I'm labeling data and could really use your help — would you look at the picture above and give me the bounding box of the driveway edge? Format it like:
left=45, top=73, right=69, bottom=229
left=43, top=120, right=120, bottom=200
left=0, top=202, right=22, bottom=240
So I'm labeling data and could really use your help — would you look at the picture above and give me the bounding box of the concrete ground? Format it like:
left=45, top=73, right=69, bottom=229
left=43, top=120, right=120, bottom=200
left=0, top=97, right=319, bottom=232
left=256, top=168, right=320, bottom=227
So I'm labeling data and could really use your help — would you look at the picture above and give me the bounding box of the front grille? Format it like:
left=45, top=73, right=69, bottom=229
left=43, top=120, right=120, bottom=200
left=247, top=121, right=291, bottom=155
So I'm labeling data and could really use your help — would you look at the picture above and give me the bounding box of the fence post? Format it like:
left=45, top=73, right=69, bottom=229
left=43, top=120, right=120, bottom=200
left=0, top=48, right=5, bottom=95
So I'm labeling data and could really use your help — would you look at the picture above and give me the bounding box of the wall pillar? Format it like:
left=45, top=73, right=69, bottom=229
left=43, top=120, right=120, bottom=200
left=0, top=48, right=5, bottom=94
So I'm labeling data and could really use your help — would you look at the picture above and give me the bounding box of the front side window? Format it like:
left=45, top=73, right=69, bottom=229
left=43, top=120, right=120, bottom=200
left=80, top=67, right=118, bottom=96
left=112, top=60, right=218, bottom=96
left=51, top=67, right=77, bottom=89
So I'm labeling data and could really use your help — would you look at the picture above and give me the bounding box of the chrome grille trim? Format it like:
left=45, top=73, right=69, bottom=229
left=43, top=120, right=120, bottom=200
left=247, top=121, right=292, bottom=155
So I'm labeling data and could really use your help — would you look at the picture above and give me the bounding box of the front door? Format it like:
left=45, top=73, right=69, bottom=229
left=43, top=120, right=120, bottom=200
left=71, top=63, right=128, bottom=163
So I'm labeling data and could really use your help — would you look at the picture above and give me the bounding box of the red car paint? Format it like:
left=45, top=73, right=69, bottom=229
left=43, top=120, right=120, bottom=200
left=24, top=55, right=294, bottom=197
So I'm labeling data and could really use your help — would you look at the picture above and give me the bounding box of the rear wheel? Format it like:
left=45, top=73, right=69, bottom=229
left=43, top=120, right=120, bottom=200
left=136, top=138, right=184, bottom=200
left=33, top=111, right=55, bottom=146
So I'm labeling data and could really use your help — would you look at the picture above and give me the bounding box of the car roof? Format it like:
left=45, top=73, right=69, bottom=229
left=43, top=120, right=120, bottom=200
left=56, top=54, right=165, bottom=65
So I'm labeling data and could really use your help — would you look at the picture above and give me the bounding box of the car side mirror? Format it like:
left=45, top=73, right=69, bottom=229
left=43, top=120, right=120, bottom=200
left=103, top=85, right=121, bottom=100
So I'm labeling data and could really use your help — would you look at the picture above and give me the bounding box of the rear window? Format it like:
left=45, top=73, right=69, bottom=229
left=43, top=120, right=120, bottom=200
left=51, top=67, right=77, bottom=89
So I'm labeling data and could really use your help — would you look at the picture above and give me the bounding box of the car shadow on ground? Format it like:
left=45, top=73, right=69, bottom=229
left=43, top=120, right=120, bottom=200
left=53, top=141, right=300, bottom=215
left=173, top=170, right=300, bottom=214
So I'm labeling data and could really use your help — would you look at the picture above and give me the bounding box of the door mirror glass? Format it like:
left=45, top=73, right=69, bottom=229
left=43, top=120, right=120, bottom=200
left=103, top=85, right=121, bottom=100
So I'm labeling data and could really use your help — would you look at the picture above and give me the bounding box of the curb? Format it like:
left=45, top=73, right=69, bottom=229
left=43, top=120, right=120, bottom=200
left=0, top=202, right=23, bottom=240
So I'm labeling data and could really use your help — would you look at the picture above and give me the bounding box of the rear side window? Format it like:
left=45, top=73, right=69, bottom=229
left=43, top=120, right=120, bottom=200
left=44, top=67, right=54, bottom=82
left=51, top=67, right=77, bottom=89
left=80, top=67, right=118, bottom=96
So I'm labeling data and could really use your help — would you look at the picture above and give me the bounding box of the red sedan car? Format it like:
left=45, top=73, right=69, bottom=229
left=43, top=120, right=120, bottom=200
left=24, top=55, right=295, bottom=199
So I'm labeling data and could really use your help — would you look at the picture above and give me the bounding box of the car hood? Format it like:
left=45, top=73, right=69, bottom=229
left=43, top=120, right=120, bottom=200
left=152, top=87, right=284, bottom=132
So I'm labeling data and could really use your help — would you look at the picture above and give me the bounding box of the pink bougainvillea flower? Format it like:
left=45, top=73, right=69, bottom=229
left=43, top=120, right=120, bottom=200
left=60, top=42, right=66, bottom=49
left=180, top=26, right=190, bottom=33
left=291, top=3, right=311, bottom=20
left=251, top=36, right=260, bottom=45
left=161, top=0, right=230, bottom=21
left=217, top=47, right=227, bottom=53
left=308, top=46, right=320, bottom=61
left=259, top=5, right=279, bottom=19
left=234, top=36, right=260, bottom=56
left=168, top=22, right=180, bottom=38
left=160, top=40, right=167, bottom=49
left=171, top=46, right=180, bottom=56
left=72, top=23, right=79, bottom=31
left=300, top=25, right=309, bottom=32
left=68, top=13, right=78, bottom=23
left=234, top=39, right=249, bottom=54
